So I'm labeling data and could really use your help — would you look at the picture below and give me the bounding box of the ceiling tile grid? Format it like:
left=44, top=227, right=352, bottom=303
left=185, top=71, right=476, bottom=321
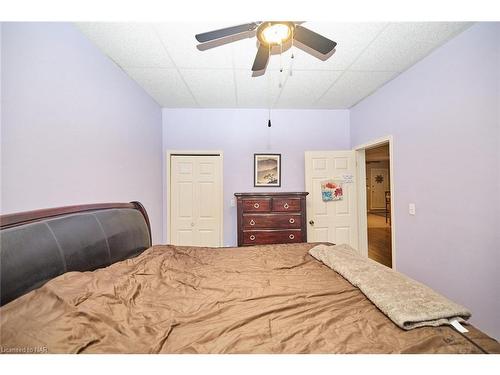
left=349, top=22, right=471, bottom=72
left=277, top=70, right=343, bottom=108
left=316, top=71, right=399, bottom=109
left=234, top=69, right=284, bottom=108
left=123, top=67, right=197, bottom=107
left=180, top=69, right=237, bottom=107
left=77, top=23, right=175, bottom=68
left=76, top=21, right=473, bottom=109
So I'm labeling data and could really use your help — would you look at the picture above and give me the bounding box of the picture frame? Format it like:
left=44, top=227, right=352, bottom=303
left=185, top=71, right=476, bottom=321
left=254, top=153, right=281, bottom=187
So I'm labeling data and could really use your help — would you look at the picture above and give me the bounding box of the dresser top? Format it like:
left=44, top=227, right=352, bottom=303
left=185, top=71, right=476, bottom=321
left=234, top=192, right=309, bottom=197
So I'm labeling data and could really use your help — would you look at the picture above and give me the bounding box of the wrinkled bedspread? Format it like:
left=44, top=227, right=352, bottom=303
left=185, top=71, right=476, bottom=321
left=1, top=243, right=498, bottom=353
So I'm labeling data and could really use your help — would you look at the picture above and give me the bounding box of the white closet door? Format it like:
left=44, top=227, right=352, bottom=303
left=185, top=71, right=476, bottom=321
left=170, top=155, right=222, bottom=247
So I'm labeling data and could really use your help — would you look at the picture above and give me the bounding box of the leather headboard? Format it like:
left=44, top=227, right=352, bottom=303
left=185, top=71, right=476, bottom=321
left=0, top=202, right=151, bottom=306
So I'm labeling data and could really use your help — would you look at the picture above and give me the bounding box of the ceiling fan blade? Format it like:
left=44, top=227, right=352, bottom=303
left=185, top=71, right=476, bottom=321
left=252, top=44, right=269, bottom=72
left=293, top=25, right=337, bottom=55
left=197, top=30, right=257, bottom=51
left=195, top=23, right=258, bottom=43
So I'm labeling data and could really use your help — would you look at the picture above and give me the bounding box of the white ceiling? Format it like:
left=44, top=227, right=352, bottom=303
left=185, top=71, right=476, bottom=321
left=76, top=22, right=472, bottom=109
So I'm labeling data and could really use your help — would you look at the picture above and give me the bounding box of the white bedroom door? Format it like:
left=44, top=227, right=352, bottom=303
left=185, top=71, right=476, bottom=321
left=370, top=168, right=389, bottom=210
left=170, top=154, right=223, bottom=247
left=305, top=151, right=358, bottom=250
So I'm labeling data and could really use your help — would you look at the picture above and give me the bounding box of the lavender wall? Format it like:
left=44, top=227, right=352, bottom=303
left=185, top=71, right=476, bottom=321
left=1, top=23, right=164, bottom=243
left=350, top=23, right=500, bottom=339
left=163, top=108, right=350, bottom=246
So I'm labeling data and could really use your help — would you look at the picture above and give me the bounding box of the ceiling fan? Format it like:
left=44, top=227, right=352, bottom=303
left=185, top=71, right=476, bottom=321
left=195, top=22, right=337, bottom=75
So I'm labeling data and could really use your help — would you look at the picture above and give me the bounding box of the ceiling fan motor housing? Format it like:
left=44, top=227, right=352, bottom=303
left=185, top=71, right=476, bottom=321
left=256, top=21, right=296, bottom=46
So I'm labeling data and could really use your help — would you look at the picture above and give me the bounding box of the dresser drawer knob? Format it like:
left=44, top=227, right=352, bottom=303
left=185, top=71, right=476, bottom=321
left=289, top=218, right=295, bottom=224
left=249, top=219, right=255, bottom=226
left=250, top=235, right=256, bottom=241
left=289, top=234, right=295, bottom=240
left=253, top=203, right=260, bottom=209
left=283, top=203, right=289, bottom=209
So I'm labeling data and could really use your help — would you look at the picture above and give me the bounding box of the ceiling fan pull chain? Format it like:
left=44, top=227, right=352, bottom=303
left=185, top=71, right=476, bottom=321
left=289, top=26, right=294, bottom=76
left=278, top=41, right=283, bottom=89
left=279, top=41, right=283, bottom=73
left=267, top=46, right=272, bottom=116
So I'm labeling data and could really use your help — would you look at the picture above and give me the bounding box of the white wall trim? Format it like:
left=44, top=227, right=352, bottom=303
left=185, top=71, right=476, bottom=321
left=165, top=150, right=224, bottom=246
left=355, top=149, right=368, bottom=258
left=353, top=135, right=396, bottom=270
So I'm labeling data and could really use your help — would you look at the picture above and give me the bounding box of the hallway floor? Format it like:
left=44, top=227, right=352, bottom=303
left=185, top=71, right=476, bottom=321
left=367, top=213, right=392, bottom=268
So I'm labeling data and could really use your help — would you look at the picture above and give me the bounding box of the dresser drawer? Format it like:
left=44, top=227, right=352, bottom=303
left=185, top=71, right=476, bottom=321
left=242, top=230, right=302, bottom=245
left=241, top=199, right=271, bottom=212
left=242, top=214, right=302, bottom=229
left=272, top=198, right=301, bottom=212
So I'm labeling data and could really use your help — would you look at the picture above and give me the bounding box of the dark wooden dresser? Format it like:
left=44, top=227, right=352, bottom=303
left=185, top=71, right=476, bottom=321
left=235, top=192, right=309, bottom=247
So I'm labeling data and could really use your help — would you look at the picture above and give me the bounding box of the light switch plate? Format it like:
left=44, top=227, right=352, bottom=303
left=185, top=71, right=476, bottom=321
left=409, top=203, right=416, bottom=215
left=230, top=197, right=236, bottom=207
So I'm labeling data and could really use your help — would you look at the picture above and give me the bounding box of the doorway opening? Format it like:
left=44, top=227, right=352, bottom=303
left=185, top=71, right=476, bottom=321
left=365, top=143, right=392, bottom=267
left=354, top=136, right=395, bottom=269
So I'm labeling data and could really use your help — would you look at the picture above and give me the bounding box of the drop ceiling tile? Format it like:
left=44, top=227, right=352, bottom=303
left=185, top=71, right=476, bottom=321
left=277, top=70, right=342, bottom=108
left=234, top=69, right=284, bottom=108
left=316, top=71, right=398, bottom=108
left=351, top=22, right=471, bottom=72
left=77, top=23, right=174, bottom=68
left=154, top=22, right=234, bottom=69
left=290, top=22, right=388, bottom=70
left=180, top=69, right=236, bottom=107
left=123, top=67, right=196, bottom=107
left=393, top=22, right=472, bottom=44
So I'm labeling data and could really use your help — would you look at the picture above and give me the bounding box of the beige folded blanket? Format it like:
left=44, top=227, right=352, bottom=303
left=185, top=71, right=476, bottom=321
left=309, top=244, right=471, bottom=330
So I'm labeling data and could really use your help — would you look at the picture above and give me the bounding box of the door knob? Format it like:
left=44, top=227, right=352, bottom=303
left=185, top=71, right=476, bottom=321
left=309, top=220, right=314, bottom=225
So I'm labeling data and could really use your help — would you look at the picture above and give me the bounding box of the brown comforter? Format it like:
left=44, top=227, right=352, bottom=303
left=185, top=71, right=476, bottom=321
left=0, top=243, right=498, bottom=353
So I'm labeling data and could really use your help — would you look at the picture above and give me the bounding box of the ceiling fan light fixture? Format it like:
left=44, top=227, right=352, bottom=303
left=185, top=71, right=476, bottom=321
left=195, top=21, right=337, bottom=75
left=260, top=23, right=291, bottom=45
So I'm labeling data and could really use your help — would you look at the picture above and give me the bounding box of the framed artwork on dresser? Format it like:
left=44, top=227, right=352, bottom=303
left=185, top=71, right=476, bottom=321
left=254, top=153, right=281, bottom=187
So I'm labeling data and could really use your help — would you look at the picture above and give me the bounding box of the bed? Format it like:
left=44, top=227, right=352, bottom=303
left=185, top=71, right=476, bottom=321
left=0, top=202, right=498, bottom=354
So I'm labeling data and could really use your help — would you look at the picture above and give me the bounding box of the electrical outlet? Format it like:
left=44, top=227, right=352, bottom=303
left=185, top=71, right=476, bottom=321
left=230, top=197, right=236, bottom=207
left=409, top=203, right=416, bottom=215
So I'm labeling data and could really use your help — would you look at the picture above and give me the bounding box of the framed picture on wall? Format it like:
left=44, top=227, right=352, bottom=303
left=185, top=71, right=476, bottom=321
left=254, top=153, right=281, bottom=187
